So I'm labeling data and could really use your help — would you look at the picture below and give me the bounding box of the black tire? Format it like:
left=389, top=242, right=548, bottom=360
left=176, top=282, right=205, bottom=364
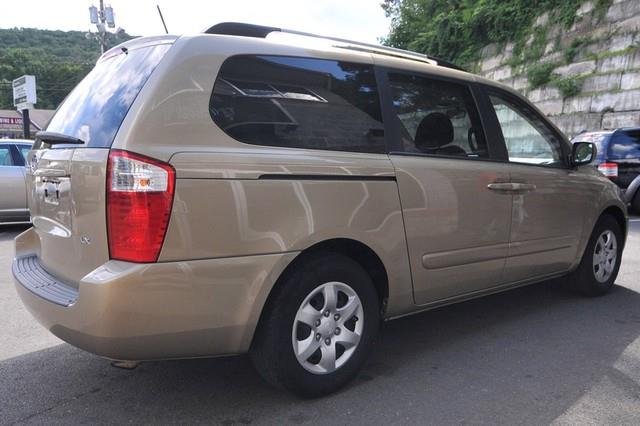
left=567, top=214, right=623, bottom=296
left=631, top=191, right=640, bottom=215
left=250, top=253, right=380, bottom=397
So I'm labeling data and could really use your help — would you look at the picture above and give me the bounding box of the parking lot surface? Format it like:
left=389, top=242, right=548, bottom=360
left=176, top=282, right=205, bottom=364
left=1, top=219, right=639, bottom=425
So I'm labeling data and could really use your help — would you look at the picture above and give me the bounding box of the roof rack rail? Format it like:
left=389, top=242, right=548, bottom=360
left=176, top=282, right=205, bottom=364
left=204, top=22, right=465, bottom=71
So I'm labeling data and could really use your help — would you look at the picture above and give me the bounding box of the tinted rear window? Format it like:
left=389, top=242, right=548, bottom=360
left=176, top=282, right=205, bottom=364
left=609, top=131, right=640, bottom=161
left=210, top=55, right=385, bottom=154
left=45, top=44, right=171, bottom=148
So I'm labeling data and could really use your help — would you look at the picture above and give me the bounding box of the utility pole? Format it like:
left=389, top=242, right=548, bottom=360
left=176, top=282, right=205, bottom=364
left=98, top=0, right=107, bottom=54
left=89, top=1, right=116, bottom=54
left=21, top=109, right=30, bottom=139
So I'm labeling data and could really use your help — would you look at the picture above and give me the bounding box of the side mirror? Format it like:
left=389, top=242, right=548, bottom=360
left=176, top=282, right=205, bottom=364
left=571, top=142, right=596, bottom=167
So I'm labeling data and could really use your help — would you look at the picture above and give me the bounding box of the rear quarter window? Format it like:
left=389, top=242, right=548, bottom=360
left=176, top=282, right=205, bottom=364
left=209, top=55, right=386, bottom=154
left=609, top=131, right=640, bottom=161
left=44, top=44, right=171, bottom=148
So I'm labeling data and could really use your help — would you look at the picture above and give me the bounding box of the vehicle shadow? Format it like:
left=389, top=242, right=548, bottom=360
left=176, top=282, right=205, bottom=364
left=2, top=281, right=639, bottom=425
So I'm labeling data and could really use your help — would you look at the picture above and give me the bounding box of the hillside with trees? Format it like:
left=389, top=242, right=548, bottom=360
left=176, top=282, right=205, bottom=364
left=0, top=27, right=134, bottom=109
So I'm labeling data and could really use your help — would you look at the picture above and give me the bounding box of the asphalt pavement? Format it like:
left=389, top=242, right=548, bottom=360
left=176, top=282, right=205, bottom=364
left=1, top=219, right=639, bottom=425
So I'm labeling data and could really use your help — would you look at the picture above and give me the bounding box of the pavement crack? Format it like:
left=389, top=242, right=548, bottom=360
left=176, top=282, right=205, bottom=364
left=7, top=387, right=101, bottom=425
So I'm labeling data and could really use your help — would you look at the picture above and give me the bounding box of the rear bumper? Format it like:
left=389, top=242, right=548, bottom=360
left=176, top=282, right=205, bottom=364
left=13, top=229, right=297, bottom=361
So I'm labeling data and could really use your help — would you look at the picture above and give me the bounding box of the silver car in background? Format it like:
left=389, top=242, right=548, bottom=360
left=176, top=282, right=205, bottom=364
left=0, top=139, right=32, bottom=224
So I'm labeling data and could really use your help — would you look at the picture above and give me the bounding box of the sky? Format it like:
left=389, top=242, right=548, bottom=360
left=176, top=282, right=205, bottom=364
left=0, top=0, right=392, bottom=44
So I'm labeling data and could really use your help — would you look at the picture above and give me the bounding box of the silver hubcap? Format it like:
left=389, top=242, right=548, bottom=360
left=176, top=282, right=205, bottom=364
left=593, top=230, right=618, bottom=283
left=292, top=281, right=364, bottom=375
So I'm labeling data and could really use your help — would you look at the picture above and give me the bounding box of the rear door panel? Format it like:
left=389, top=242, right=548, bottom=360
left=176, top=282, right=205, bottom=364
left=377, top=70, right=513, bottom=305
left=0, top=166, right=27, bottom=219
left=390, top=156, right=512, bottom=303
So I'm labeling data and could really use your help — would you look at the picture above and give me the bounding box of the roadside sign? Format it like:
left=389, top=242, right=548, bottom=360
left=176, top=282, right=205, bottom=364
left=0, top=116, right=23, bottom=125
left=12, top=75, right=37, bottom=110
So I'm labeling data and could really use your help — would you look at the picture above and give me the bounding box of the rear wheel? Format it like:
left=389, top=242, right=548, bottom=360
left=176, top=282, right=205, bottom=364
left=250, top=253, right=379, bottom=397
left=567, top=215, right=623, bottom=296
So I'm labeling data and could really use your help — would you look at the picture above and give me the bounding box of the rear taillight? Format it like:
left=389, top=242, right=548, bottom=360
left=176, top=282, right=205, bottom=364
left=107, top=150, right=175, bottom=263
left=598, top=162, right=618, bottom=178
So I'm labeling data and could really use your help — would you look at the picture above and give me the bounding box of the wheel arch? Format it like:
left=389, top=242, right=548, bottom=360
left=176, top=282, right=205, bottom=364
left=600, top=205, right=628, bottom=247
left=625, top=174, right=640, bottom=205
left=249, top=238, right=390, bottom=348
left=572, top=203, right=627, bottom=273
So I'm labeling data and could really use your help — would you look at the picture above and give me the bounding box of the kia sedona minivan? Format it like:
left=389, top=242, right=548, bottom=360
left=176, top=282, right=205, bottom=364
left=13, top=23, right=627, bottom=397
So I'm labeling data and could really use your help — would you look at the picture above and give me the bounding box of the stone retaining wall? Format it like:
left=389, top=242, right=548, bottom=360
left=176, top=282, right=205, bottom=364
left=477, top=0, right=640, bottom=138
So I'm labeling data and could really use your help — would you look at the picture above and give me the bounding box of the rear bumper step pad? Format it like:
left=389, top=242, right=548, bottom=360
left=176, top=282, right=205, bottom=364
left=12, top=255, right=78, bottom=307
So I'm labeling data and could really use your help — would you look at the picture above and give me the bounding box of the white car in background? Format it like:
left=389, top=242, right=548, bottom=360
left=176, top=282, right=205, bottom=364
left=0, top=139, right=32, bottom=224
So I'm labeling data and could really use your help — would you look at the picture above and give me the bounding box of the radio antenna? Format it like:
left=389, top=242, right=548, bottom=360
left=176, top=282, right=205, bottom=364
left=156, top=5, right=169, bottom=34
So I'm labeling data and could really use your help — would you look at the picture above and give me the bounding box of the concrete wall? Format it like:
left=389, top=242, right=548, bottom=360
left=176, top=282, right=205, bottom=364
left=477, top=0, right=640, bottom=139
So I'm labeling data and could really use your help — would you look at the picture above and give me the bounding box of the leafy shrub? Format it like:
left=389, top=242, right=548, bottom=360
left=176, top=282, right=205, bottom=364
left=524, top=30, right=548, bottom=63
left=564, top=36, right=593, bottom=63
left=527, top=63, right=555, bottom=89
left=555, top=76, right=583, bottom=98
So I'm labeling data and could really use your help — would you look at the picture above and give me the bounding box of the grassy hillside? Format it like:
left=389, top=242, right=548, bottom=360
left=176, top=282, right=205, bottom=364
left=0, top=27, right=134, bottom=109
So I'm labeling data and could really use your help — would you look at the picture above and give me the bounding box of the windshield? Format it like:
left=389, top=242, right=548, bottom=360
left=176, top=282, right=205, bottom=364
left=44, top=43, right=171, bottom=148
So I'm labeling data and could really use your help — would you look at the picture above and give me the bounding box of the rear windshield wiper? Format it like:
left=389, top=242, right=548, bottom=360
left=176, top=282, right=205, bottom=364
left=36, top=131, right=85, bottom=145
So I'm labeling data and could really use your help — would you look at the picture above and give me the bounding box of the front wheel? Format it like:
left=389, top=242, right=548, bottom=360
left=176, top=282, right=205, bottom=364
left=567, top=215, right=623, bottom=296
left=250, top=253, right=380, bottom=397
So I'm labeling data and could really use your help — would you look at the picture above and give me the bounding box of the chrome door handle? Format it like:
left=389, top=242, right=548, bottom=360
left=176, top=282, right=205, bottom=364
left=488, top=182, right=536, bottom=192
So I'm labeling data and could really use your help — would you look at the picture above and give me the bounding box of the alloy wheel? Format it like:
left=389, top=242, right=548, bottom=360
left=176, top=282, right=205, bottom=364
left=291, top=281, right=364, bottom=375
left=593, top=229, right=618, bottom=283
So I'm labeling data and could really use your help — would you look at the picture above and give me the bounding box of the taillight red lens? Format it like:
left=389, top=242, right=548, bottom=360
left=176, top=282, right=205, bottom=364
left=598, top=162, right=618, bottom=178
left=107, top=150, right=175, bottom=263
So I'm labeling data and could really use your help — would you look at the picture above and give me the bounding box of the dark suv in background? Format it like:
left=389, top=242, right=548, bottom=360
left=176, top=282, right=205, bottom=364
left=572, top=128, right=640, bottom=214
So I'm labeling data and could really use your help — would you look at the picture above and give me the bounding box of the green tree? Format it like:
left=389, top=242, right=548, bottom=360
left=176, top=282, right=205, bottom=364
left=0, top=28, right=134, bottom=109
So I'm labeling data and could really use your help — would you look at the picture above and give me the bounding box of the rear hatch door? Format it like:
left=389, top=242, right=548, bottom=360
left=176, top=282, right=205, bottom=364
left=27, top=40, right=173, bottom=287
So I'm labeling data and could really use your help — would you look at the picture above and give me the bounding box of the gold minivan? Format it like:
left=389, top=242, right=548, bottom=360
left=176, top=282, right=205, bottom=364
left=13, top=23, right=627, bottom=397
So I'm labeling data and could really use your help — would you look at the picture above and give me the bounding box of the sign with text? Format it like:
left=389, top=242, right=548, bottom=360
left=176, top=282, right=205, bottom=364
left=0, top=116, right=23, bottom=125
left=12, top=75, right=37, bottom=109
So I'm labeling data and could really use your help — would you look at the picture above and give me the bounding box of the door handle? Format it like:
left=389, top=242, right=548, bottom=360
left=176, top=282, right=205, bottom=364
left=488, top=182, right=536, bottom=192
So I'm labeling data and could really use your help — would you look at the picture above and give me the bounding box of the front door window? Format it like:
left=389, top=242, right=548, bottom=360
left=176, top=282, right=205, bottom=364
left=489, top=94, right=563, bottom=167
